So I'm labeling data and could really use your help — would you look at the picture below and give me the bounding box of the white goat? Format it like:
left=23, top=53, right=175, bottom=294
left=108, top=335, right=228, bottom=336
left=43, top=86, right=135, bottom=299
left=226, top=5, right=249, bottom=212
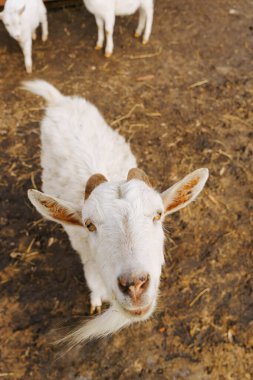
left=83, top=0, right=154, bottom=57
left=0, top=0, right=48, bottom=73
left=23, top=80, right=209, bottom=346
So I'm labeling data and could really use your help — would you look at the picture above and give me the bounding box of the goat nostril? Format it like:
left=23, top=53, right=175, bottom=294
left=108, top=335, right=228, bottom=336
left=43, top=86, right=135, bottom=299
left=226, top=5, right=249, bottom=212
left=139, top=274, right=149, bottom=283
left=139, top=274, right=149, bottom=290
left=118, top=276, right=129, bottom=294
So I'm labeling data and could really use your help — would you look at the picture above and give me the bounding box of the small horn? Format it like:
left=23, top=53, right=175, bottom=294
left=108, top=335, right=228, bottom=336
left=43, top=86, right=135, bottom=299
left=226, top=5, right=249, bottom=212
left=84, top=174, right=108, bottom=200
left=127, top=168, right=152, bottom=187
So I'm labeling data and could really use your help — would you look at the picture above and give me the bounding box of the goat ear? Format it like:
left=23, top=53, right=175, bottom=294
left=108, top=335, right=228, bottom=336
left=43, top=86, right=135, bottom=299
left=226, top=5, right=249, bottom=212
left=162, top=168, right=209, bottom=215
left=28, top=189, right=83, bottom=226
left=84, top=173, right=108, bottom=200
left=127, top=168, right=152, bottom=187
left=18, top=5, right=26, bottom=15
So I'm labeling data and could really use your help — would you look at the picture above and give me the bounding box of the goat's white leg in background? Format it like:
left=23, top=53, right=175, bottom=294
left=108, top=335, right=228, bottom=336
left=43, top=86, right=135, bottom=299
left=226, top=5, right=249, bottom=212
left=41, top=12, right=48, bottom=42
left=95, top=15, right=104, bottom=50
left=142, top=2, right=153, bottom=44
left=84, top=260, right=109, bottom=314
left=135, top=7, right=146, bottom=38
left=104, top=14, right=115, bottom=57
left=21, top=38, right=32, bottom=73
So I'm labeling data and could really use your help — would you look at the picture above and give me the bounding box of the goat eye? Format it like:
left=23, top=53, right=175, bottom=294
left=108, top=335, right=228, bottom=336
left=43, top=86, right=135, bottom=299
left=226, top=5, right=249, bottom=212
left=85, top=219, right=96, bottom=232
left=153, top=210, right=162, bottom=222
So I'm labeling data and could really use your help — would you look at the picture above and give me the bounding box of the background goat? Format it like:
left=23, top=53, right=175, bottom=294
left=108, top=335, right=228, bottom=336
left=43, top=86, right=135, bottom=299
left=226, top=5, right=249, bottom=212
left=83, top=0, right=154, bottom=57
left=0, top=0, right=48, bottom=73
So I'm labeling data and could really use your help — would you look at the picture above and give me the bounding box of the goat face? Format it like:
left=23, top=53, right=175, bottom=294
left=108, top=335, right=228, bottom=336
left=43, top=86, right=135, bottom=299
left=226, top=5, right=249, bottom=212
left=28, top=168, right=208, bottom=320
left=0, top=6, right=25, bottom=42
left=82, top=178, right=165, bottom=318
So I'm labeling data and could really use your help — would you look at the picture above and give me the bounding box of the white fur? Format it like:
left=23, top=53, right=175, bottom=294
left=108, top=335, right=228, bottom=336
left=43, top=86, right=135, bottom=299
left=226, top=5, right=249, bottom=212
left=0, top=0, right=48, bottom=73
left=23, top=80, right=209, bottom=346
left=83, top=0, right=154, bottom=56
left=57, top=301, right=147, bottom=349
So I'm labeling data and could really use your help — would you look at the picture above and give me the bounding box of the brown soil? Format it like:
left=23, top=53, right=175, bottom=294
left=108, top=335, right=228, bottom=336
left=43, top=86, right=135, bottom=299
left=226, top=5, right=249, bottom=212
left=0, top=1, right=252, bottom=379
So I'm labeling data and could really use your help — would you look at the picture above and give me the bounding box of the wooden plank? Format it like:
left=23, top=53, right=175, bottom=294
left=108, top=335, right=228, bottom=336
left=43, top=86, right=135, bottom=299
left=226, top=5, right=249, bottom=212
left=45, top=0, right=82, bottom=7
left=0, top=0, right=82, bottom=8
left=44, top=0, right=80, bottom=2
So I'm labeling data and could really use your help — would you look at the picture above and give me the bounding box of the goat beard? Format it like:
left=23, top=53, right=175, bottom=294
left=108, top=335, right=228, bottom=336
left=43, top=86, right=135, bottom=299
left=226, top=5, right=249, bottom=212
left=56, top=302, right=153, bottom=351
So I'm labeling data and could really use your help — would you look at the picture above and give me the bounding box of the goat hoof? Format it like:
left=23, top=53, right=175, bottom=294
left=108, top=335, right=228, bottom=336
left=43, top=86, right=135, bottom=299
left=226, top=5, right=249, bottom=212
left=134, top=32, right=141, bottom=38
left=142, top=39, right=149, bottom=45
left=32, top=32, right=37, bottom=40
left=105, top=52, right=112, bottom=58
left=42, top=34, right=48, bottom=42
left=90, top=305, right=102, bottom=315
left=95, top=44, right=103, bottom=51
left=26, top=66, right=32, bottom=74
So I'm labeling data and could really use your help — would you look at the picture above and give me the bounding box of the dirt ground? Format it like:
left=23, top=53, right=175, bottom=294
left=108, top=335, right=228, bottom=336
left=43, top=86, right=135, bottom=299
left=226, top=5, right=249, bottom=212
left=0, top=0, right=253, bottom=379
